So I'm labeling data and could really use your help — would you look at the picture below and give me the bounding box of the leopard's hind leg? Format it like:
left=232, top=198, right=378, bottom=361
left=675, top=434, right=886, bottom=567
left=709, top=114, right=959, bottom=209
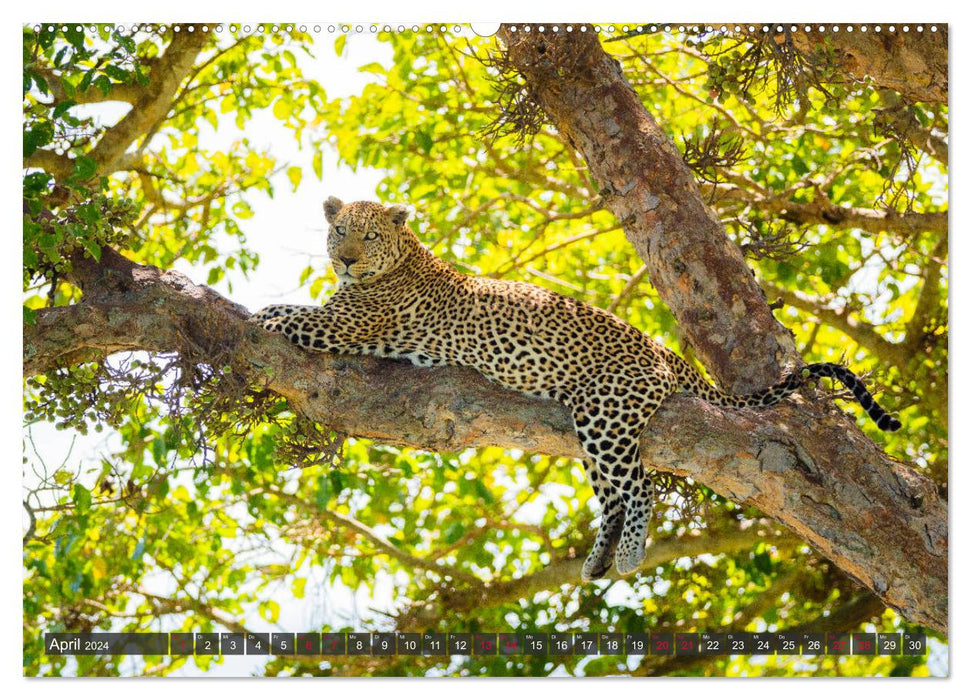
left=571, top=376, right=664, bottom=578
left=608, top=417, right=657, bottom=576
left=580, top=456, right=626, bottom=581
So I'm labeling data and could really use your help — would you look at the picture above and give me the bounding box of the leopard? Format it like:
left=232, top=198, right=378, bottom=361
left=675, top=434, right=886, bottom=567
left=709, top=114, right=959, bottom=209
left=252, top=197, right=901, bottom=581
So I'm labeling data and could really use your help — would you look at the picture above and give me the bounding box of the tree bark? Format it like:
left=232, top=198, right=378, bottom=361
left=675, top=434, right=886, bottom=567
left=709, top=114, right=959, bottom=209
left=500, top=25, right=799, bottom=394
left=23, top=249, right=947, bottom=633
left=789, top=25, right=948, bottom=106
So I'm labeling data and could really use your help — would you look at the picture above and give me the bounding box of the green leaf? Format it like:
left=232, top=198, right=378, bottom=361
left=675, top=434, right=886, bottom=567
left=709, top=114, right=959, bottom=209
left=71, top=155, right=98, bottom=181
left=72, top=483, right=92, bottom=514
left=358, top=62, right=386, bottom=75
left=59, top=75, right=77, bottom=99
left=232, top=200, right=254, bottom=219
left=415, top=129, right=433, bottom=155
left=151, top=436, right=167, bottom=466
left=444, top=521, right=465, bottom=545
left=291, top=578, right=307, bottom=599
left=272, top=97, right=291, bottom=121
left=791, top=155, right=809, bottom=177
left=29, top=69, right=49, bottom=95
left=23, top=122, right=54, bottom=158
left=312, top=150, right=323, bottom=180
left=286, top=165, right=302, bottom=191
left=103, top=65, right=129, bottom=82
left=315, top=474, right=332, bottom=509
left=65, top=26, right=85, bottom=51
left=93, top=74, right=112, bottom=96
left=82, top=239, right=103, bottom=262
left=334, top=34, right=347, bottom=57
left=52, top=100, right=77, bottom=120
left=259, top=600, right=280, bottom=623
left=77, top=66, right=97, bottom=94
left=23, top=171, right=53, bottom=194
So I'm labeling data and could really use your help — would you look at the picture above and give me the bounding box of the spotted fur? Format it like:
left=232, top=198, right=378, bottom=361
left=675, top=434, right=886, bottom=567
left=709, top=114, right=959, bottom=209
left=253, top=198, right=901, bottom=580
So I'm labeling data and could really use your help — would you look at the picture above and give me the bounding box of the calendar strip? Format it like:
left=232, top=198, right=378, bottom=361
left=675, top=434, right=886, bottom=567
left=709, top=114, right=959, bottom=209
left=44, top=631, right=927, bottom=657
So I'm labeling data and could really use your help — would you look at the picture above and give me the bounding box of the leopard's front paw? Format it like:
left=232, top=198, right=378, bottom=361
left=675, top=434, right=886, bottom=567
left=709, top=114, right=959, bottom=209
left=260, top=316, right=286, bottom=334
left=250, top=304, right=297, bottom=325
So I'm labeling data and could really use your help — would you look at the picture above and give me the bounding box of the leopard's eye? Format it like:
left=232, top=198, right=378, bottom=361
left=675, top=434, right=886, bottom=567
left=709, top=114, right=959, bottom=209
left=335, top=225, right=346, bottom=236
left=364, top=231, right=379, bottom=241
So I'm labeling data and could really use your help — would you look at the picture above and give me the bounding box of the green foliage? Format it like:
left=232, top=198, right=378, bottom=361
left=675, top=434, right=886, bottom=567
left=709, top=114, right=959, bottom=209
left=23, top=26, right=946, bottom=677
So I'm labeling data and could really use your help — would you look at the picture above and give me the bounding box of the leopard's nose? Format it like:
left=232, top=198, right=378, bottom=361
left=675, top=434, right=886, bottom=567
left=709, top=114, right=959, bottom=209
left=339, top=256, right=358, bottom=268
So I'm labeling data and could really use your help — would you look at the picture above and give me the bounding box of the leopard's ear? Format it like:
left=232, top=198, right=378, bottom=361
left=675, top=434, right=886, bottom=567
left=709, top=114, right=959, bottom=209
left=323, top=197, right=344, bottom=224
left=386, top=204, right=411, bottom=227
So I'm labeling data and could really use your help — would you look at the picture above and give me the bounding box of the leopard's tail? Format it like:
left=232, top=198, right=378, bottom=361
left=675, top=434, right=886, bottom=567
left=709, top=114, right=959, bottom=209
left=672, top=355, right=901, bottom=432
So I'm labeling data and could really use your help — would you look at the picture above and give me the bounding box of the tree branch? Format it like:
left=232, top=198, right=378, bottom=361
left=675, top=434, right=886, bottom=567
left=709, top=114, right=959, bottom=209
left=31, top=64, right=142, bottom=106
left=762, top=282, right=910, bottom=366
left=82, top=26, right=210, bottom=178
left=757, top=197, right=947, bottom=239
left=269, top=489, right=481, bottom=586
left=394, top=521, right=793, bottom=629
left=22, top=249, right=947, bottom=633
left=24, top=149, right=75, bottom=181
left=789, top=26, right=948, bottom=106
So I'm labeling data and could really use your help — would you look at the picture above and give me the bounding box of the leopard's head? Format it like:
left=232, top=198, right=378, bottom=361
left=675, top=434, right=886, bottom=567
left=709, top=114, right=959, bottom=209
left=323, top=197, right=415, bottom=287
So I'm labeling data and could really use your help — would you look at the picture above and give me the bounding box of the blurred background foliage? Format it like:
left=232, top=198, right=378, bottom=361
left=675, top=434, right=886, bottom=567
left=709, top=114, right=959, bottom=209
left=23, top=24, right=947, bottom=676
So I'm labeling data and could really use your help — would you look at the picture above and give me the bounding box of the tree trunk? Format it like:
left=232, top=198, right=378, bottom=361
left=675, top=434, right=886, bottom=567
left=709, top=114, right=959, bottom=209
left=500, top=25, right=799, bottom=395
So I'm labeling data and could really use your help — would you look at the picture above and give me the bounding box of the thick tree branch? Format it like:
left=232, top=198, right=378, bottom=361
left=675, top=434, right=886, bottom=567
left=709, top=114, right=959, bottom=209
left=25, top=26, right=211, bottom=182
left=31, top=64, right=142, bottom=106
left=789, top=26, right=948, bottom=106
left=23, top=149, right=75, bottom=181
left=22, top=251, right=947, bottom=633
left=87, top=27, right=209, bottom=176
left=499, top=25, right=798, bottom=394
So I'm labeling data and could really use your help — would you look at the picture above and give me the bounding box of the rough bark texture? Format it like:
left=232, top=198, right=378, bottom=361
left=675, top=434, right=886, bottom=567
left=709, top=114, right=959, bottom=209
left=500, top=26, right=798, bottom=394
left=23, top=250, right=947, bottom=633
left=789, top=25, right=948, bottom=106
